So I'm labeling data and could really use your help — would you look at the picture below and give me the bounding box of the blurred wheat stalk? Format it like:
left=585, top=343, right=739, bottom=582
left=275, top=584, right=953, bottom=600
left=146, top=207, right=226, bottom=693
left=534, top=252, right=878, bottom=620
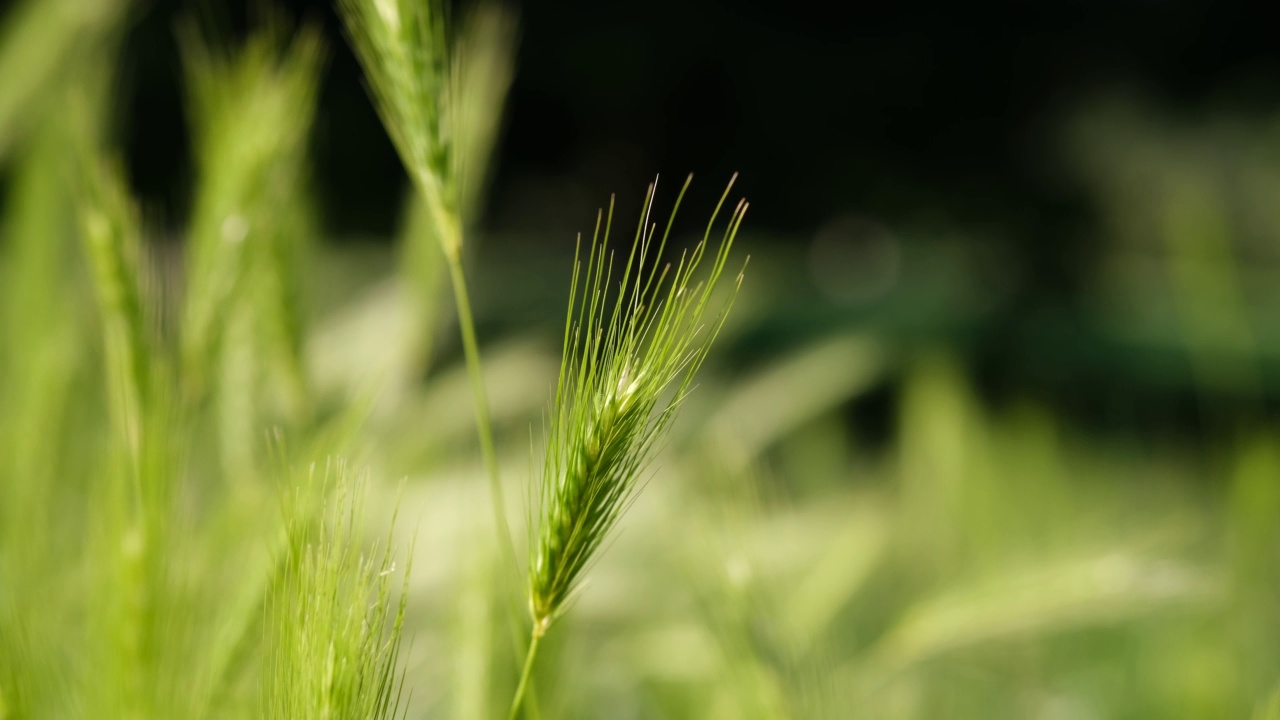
left=0, top=3, right=410, bottom=718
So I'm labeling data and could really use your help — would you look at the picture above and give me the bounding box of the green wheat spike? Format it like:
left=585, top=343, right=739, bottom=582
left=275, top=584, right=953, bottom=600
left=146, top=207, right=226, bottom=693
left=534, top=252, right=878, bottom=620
left=511, top=175, right=748, bottom=718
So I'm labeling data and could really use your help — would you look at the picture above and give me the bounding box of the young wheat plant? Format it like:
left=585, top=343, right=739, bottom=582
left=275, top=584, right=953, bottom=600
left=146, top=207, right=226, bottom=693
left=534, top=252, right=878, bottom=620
left=510, top=176, right=749, bottom=718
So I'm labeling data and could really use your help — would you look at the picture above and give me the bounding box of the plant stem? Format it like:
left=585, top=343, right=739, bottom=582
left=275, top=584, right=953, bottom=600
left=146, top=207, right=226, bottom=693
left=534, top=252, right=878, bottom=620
left=431, top=175, right=539, bottom=718
left=508, top=630, right=541, bottom=720
left=443, top=248, right=516, bottom=568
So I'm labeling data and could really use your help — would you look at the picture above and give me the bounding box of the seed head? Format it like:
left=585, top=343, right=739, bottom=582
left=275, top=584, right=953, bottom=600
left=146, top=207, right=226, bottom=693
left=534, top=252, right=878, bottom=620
left=528, top=175, right=748, bottom=630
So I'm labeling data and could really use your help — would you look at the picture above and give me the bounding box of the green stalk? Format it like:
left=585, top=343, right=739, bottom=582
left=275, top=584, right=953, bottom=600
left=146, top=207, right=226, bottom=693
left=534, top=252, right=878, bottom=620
left=438, top=211, right=539, bottom=719
left=432, top=202, right=516, bottom=575
left=442, top=244, right=515, bottom=568
left=507, top=630, right=541, bottom=720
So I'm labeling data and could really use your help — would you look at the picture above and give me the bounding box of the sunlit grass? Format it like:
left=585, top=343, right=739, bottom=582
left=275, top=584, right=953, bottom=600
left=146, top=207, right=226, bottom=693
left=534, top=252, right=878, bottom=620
left=0, top=0, right=1277, bottom=719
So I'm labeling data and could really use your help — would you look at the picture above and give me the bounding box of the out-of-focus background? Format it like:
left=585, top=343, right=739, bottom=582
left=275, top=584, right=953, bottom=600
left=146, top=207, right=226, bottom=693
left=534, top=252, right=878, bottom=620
left=3, top=0, right=1280, bottom=718
left=118, top=0, right=1280, bottom=425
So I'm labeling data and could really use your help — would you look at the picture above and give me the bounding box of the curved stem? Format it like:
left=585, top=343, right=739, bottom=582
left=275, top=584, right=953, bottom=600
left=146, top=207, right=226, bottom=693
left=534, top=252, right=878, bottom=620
left=444, top=251, right=515, bottom=568
left=436, top=208, right=539, bottom=717
left=443, top=238, right=541, bottom=719
left=508, top=630, right=542, bottom=720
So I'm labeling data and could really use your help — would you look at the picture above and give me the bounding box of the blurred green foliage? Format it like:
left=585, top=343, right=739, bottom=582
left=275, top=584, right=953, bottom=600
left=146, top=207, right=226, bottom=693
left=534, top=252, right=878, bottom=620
left=0, top=1, right=1278, bottom=719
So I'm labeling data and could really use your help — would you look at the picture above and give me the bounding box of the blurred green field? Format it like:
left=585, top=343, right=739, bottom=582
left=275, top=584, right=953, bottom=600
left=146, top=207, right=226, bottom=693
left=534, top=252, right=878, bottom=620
left=1, top=1, right=1279, bottom=719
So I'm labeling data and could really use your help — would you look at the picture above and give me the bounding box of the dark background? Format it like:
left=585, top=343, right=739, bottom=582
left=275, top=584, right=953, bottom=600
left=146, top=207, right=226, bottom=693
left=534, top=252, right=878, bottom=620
left=113, top=0, right=1280, bottom=432
left=122, top=1, right=1280, bottom=248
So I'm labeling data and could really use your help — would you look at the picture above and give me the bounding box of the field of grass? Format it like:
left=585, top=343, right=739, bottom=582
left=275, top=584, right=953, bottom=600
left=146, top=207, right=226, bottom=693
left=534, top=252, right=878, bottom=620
left=1, top=1, right=1279, bottom=719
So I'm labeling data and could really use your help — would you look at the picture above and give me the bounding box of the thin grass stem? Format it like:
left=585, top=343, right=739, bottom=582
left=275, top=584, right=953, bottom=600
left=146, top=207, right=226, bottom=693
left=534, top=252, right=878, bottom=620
left=507, top=629, right=541, bottom=720
left=444, top=223, right=541, bottom=718
left=444, top=246, right=517, bottom=577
